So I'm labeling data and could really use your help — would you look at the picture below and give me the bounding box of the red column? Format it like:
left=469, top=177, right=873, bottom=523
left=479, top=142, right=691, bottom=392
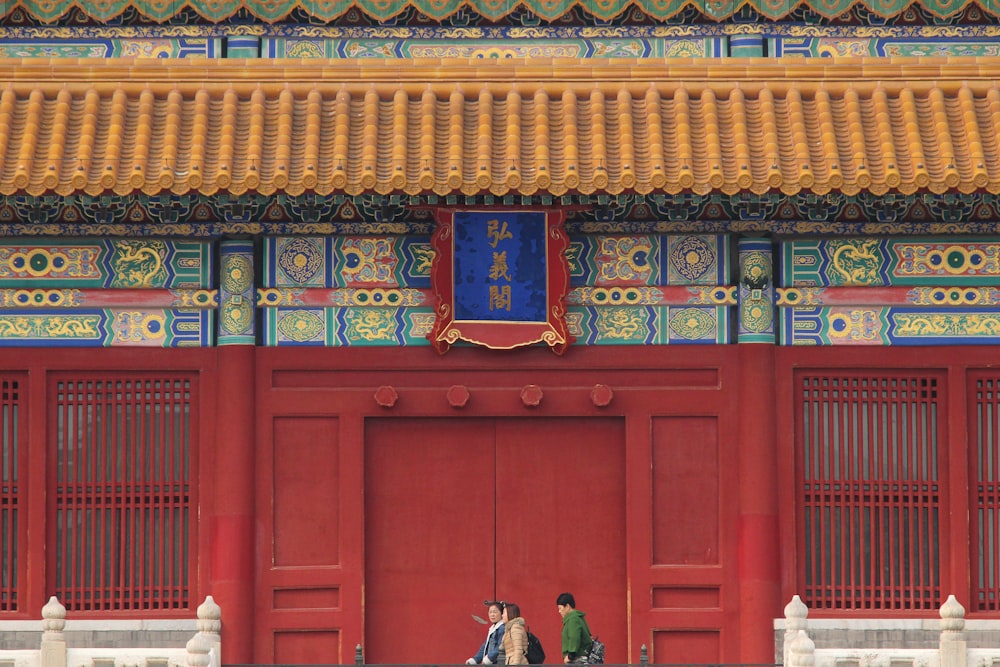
left=210, top=345, right=256, bottom=663
left=737, top=343, right=781, bottom=664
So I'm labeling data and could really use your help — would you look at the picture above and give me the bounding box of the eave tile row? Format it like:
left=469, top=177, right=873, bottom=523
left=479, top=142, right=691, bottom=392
left=1, top=57, right=1000, bottom=199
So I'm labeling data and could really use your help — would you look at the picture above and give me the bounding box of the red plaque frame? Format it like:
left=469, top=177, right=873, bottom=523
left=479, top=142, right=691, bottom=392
left=428, top=209, right=573, bottom=354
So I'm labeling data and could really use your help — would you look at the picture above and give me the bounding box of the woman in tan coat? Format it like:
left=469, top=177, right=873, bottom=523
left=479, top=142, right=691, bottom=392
left=501, top=602, right=529, bottom=665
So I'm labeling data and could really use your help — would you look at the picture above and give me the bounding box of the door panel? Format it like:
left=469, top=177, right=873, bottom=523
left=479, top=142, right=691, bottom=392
left=495, top=418, right=627, bottom=664
left=261, top=416, right=345, bottom=664
left=365, top=417, right=627, bottom=665
left=365, top=418, right=496, bottom=664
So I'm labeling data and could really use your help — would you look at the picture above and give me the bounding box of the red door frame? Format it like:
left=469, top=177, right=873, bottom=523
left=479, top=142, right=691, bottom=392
left=254, top=345, right=747, bottom=664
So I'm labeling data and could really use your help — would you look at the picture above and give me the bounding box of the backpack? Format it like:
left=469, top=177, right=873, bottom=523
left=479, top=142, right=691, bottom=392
left=587, top=636, right=605, bottom=665
left=526, top=631, right=546, bottom=665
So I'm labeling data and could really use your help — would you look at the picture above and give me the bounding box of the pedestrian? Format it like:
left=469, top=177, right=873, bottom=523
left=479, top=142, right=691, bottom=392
left=501, top=602, right=529, bottom=665
left=468, top=601, right=506, bottom=665
left=556, top=593, right=593, bottom=664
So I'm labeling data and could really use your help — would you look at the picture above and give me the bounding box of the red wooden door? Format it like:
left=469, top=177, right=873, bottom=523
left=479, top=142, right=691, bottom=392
left=364, top=417, right=626, bottom=664
left=495, top=418, right=626, bottom=664
left=365, top=418, right=496, bottom=664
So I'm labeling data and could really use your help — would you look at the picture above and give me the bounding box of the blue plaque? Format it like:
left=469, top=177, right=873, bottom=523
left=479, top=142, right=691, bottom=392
left=452, top=211, right=548, bottom=322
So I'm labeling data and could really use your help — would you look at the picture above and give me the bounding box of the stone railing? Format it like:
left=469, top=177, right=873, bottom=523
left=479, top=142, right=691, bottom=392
left=0, top=596, right=221, bottom=667
left=778, top=595, right=1000, bottom=667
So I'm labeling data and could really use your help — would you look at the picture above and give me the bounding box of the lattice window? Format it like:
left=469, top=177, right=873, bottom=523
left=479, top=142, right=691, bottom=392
left=797, top=372, right=942, bottom=610
left=1, top=378, right=20, bottom=612
left=52, top=375, right=195, bottom=611
left=971, top=372, right=1000, bottom=612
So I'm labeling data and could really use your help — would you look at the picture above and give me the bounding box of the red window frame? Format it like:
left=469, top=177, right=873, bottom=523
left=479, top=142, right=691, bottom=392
left=795, top=370, right=945, bottom=611
left=969, top=371, right=1000, bottom=612
left=1, top=375, right=25, bottom=612
left=48, top=373, right=199, bottom=612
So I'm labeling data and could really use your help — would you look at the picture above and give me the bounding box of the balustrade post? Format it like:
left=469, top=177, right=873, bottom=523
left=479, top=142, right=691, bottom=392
left=40, top=596, right=67, bottom=667
left=187, top=632, right=212, bottom=667
left=939, top=595, right=966, bottom=667
left=197, top=596, right=223, bottom=667
left=789, top=630, right=815, bottom=667
left=355, top=643, right=364, bottom=667
left=640, top=644, right=648, bottom=667
left=783, top=596, right=808, bottom=667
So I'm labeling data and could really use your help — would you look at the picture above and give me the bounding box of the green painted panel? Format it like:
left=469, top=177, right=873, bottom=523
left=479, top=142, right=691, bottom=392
left=781, top=237, right=1000, bottom=287
left=0, top=240, right=211, bottom=289
left=780, top=306, right=1000, bottom=345
left=0, top=309, right=212, bottom=346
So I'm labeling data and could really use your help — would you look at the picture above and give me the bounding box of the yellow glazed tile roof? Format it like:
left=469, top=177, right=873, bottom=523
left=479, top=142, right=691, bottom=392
left=2, top=57, right=1000, bottom=198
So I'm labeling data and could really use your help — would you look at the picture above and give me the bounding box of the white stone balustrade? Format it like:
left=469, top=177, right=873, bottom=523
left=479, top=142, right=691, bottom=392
left=0, top=597, right=221, bottom=667
left=778, top=595, right=1000, bottom=667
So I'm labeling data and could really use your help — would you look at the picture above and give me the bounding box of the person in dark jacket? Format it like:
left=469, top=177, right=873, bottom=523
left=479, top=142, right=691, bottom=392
left=468, top=601, right=506, bottom=665
left=556, top=593, right=593, bottom=664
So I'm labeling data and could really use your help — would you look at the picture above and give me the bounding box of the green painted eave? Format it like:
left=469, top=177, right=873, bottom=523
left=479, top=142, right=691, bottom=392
left=8, top=0, right=1000, bottom=23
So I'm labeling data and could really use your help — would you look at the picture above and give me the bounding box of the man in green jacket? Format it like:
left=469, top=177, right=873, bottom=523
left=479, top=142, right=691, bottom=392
left=557, top=592, right=593, bottom=664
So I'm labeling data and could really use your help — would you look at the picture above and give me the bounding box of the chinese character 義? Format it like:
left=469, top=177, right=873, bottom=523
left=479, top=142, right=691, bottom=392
left=489, top=250, right=511, bottom=282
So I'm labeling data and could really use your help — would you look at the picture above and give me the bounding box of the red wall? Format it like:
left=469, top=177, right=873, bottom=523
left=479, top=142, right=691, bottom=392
left=15, top=344, right=992, bottom=664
